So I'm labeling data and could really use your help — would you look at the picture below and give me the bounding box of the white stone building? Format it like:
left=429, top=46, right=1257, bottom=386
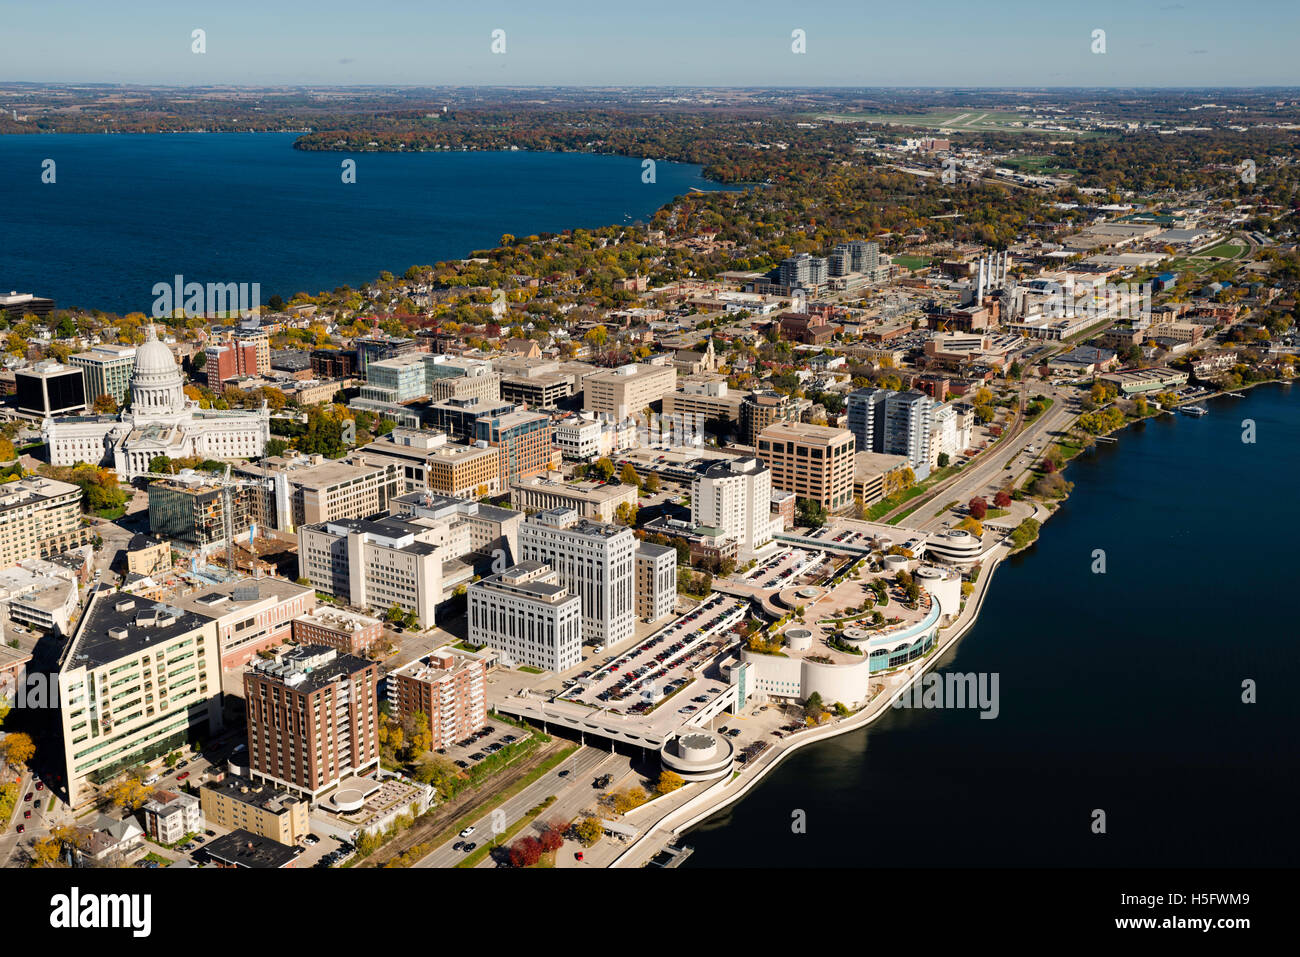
left=43, top=325, right=270, bottom=480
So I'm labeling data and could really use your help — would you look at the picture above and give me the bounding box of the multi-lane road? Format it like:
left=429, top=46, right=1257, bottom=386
left=414, top=746, right=622, bottom=868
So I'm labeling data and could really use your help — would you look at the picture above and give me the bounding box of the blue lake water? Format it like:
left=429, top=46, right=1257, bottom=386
left=0, top=132, right=720, bottom=314
left=684, top=384, right=1300, bottom=867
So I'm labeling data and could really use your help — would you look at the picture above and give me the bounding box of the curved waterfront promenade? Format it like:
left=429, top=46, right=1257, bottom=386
left=611, top=541, right=1012, bottom=867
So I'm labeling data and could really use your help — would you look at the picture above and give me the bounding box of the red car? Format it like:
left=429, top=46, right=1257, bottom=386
left=575, top=851, right=584, bottom=861
left=24, top=792, right=32, bottom=802
left=24, top=810, right=32, bottom=819
left=176, top=772, right=190, bottom=781
left=15, top=824, right=23, bottom=834
left=35, top=782, right=44, bottom=791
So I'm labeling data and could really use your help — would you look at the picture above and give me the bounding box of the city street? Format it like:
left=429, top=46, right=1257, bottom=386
left=414, top=746, right=621, bottom=868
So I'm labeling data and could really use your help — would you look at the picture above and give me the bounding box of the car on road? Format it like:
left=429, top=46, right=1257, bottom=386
left=24, top=809, right=31, bottom=818
left=35, top=781, right=44, bottom=791
left=24, top=792, right=32, bottom=802
left=460, top=826, right=476, bottom=837
left=558, top=769, right=570, bottom=777
left=463, top=842, right=477, bottom=852
left=15, top=824, right=23, bottom=833
left=453, top=841, right=465, bottom=851
left=176, top=772, right=189, bottom=780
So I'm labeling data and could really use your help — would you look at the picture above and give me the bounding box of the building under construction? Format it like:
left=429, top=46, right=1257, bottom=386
left=147, top=473, right=256, bottom=549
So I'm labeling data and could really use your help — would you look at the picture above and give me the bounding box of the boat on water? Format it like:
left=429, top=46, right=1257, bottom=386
left=1180, top=404, right=1208, bottom=416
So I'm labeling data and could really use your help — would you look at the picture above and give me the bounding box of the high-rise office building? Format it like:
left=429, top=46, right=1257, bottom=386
left=634, top=543, right=676, bottom=622
left=16, top=360, right=87, bottom=416
left=68, top=344, right=137, bottom=406
left=467, top=561, right=583, bottom=671
left=58, top=592, right=224, bottom=806
left=519, top=508, right=636, bottom=649
left=691, top=457, right=776, bottom=562
left=756, top=423, right=856, bottom=513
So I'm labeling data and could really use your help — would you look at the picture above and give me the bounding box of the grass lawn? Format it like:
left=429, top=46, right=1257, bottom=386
left=518, top=666, right=545, bottom=675
left=1198, top=241, right=1245, bottom=259
left=892, top=255, right=932, bottom=270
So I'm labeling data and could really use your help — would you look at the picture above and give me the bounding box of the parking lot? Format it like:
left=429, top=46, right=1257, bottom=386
left=561, top=595, right=745, bottom=714
left=436, top=722, right=531, bottom=773
left=740, top=546, right=824, bottom=589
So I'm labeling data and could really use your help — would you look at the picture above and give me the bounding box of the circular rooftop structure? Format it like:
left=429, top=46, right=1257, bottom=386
left=798, top=587, right=821, bottom=600
left=786, top=628, right=813, bottom=651
left=331, top=787, right=367, bottom=813
left=660, top=728, right=735, bottom=782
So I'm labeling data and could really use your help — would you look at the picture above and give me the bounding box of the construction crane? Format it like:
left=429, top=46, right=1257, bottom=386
left=137, top=465, right=261, bottom=579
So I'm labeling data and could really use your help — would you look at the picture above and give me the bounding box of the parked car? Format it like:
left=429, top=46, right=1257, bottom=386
left=460, top=826, right=476, bottom=837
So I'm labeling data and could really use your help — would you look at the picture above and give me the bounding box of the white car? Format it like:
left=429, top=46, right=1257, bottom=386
left=459, top=826, right=476, bottom=838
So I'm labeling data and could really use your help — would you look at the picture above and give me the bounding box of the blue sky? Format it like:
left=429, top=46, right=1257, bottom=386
left=3, top=0, right=1297, bottom=87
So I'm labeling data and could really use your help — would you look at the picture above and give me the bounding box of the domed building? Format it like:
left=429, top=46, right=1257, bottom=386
left=43, top=325, right=270, bottom=479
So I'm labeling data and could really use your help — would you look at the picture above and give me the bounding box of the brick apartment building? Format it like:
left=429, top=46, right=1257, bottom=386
left=244, top=645, right=380, bottom=802
left=291, top=607, right=382, bottom=656
left=386, top=648, right=487, bottom=750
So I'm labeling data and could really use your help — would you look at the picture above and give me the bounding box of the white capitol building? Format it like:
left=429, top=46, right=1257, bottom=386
left=43, top=325, right=270, bottom=480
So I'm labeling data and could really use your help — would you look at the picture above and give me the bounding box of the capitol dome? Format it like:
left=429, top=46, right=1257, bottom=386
left=134, top=325, right=179, bottom=377
left=131, top=325, right=185, bottom=417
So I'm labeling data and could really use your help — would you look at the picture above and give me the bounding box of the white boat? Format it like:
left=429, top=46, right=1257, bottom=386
left=1180, top=405, right=1208, bottom=417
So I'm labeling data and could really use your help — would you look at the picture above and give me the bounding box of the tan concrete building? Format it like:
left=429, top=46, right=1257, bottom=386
left=0, top=476, right=93, bottom=567
left=756, top=422, right=856, bottom=513
left=237, top=455, right=400, bottom=532
left=297, top=517, right=442, bottom=627
left=853, top=451, right=913, bottom=506
left=510, top=473, right=637, bottom=523
left=125, top=534, right=172, bottom=578
left=582, top=362, right=677, bottom=419
left=662, top=376, right=749, bottom=430
left=201, top=775, right=310, bottom=844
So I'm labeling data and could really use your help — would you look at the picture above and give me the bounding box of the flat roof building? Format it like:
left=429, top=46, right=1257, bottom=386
left=519, top=508, right=636, bottom=650
left=58, top=590, right=223, bottom=806
left=387, top=647, right=487, bottom=750
left=200, top=775, right=310, bottom=846
left=510, top=473, right=637, bottom=524
left=583, top=362, right=677, bottom=420
left=756, top=422, right=856, bottom=513
left=467, top=562, right=582, bottom=672
left=244, top=644, right=380, bottom=802
left=0, top=475, right=93, bottom=567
